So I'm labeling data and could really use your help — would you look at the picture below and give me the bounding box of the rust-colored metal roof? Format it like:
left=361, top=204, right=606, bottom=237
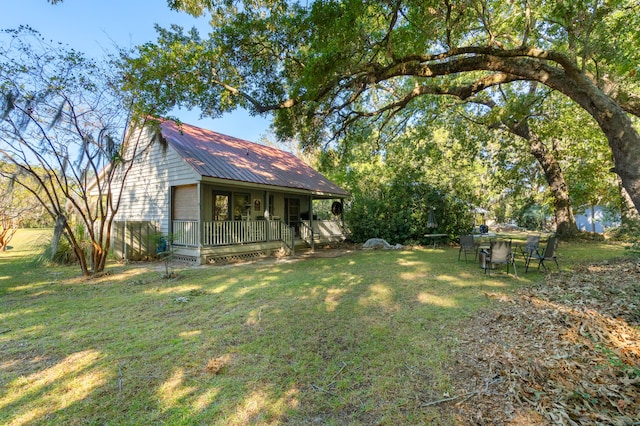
left=160, top=120, right=350, bottom=198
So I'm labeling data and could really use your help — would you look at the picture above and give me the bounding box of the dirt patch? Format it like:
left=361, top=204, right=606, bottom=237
left=448, top=259, right=640, bottom=425
left=297, top=242, right=362, bottom=258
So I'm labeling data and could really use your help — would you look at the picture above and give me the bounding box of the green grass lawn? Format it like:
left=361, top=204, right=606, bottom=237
left=0, top=230, right=629, bottom=425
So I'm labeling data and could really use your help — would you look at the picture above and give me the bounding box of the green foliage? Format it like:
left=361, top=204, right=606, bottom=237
left=121, top=0, right=640, bottom=221
left=315, top=116, right=481, bottom=245
left=512, top=202, right=551, bottom=232
left=547, top=99, right=620, bottom=211
left=123, top=0, right=640, bottom=141
left=36, top=235, right=76, bottom=265
left=0, top=164, right=51, bottom=249
left=607, top=220, right=640, bottom=257
left=150, top=232, right=178, bottom=278
left=34, top=223, right=92, bottom=266
left=345, top=179, right=473, bottom=245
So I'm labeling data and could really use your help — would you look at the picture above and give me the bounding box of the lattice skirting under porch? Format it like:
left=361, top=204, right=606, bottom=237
left=206, top=250, right=269, bottom=264
left=172, top=254, right=199, bottom=264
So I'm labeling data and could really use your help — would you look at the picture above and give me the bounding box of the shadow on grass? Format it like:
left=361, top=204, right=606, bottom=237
left=0, top=244, right=623, bottom=425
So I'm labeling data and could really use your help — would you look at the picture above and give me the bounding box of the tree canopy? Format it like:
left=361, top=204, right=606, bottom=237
left=123, top=0, right=640, bottom=216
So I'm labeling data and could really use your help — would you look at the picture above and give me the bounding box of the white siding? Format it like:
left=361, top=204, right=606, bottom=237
left=113, top=127, right=200, bottom=235
left=248, top=189, right=262, bottom=219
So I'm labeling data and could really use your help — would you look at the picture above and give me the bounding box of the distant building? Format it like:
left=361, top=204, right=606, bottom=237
left=574, top=206, right=620, bottom=234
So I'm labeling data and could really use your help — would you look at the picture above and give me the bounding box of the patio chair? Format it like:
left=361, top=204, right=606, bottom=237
left=525, top=236, right=559, bottom=272
left=458, top=234, right=477, bottom=262
left=484, top=240, right=517, bottom=277
left=520, top=234, right=541, bottom=262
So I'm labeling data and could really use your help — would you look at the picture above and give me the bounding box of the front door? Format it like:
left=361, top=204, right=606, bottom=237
left=285, top=198, right=300, bottom=236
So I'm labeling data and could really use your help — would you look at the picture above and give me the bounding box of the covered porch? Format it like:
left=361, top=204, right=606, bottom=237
left=172, top=218, right=294, bottom=248
left=169, top=181, right=348, bottom=264
left=172, top=218, right=348, bottom=248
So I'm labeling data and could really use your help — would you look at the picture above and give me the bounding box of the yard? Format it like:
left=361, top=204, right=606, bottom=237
left=1, top=230, right=638, bottom=425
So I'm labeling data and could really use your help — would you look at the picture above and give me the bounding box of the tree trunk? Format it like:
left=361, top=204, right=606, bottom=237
left=0, top=225, right=18, bottom=251
left=541, top=71, right=640, bottom=216
left=91, top=244, right=107, bottom=275
left=510, top=122, right=577, bottom=238
left=582, top=102, right=640, bottom=216
left=618, top=177, right=640, bottom=225
left=51, top=214, right=67, bottom=260
left=96, top=221, right=112, bottom=273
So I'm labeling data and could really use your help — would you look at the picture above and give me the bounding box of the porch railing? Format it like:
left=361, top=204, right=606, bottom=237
left=172, top=220, right=199, bottom=247
left=301, top=220, right=349, bottom=242
left=172, top=219, right=294, bottom=248
left=299, top=220, right=314, bottom=248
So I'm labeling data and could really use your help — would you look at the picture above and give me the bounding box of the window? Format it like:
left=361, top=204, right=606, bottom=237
left=173, top=185, right=198, bottom=220
left=213, top=193, right=229, bottom=221
left=233, top=193, right=250, bottom=220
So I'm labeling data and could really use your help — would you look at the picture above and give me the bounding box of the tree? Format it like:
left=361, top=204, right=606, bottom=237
left=0, top=165, right=47, bottom=250
left=437, top=81, right=578, bottom=236
left=552, top=101, right=620, bottom=225
left=0, top=175, right=27, bottom=251
left=123, top=0, right=640, bottom=215
left=318, top=115, right=478, bottom=242
left=0, top=27, right=149, bottom=276
left=340, top=153, right=474, bottom=244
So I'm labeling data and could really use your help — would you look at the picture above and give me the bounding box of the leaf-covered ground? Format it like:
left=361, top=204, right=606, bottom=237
left=449, top=259, right=640, bottom=425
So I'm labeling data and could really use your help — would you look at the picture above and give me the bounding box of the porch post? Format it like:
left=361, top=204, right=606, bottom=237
left=309, top=194, right=314, bottom=251
left=265, top=191, right=271, bottom=242
left=169, top=186, right=175, bottom=239
left=197, top=182, right=202, bottom=249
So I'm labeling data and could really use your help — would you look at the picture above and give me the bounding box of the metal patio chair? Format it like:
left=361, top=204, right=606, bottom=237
left=458, top=234, right=477, bottom=262
left=520, top=234, right=541, bottom=263
left=484, top=239, right=517, bottom=277
left=525, top=236, right=559, bottom=272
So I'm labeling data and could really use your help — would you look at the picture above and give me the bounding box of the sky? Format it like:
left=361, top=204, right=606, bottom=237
left=0, top=0, right=272, bottom=143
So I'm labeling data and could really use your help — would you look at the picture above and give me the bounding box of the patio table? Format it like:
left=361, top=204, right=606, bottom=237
left=473, top=233, right=496, bottom=251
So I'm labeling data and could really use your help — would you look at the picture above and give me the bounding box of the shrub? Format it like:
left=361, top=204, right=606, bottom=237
left=607, top=219, right=640, bottom=256
left=345, top=181, right=474, bottom=245
left=34, top=223, right=91, bottom=266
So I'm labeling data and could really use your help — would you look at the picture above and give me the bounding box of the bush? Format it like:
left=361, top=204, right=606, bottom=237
left=607, top=219, right=640, bottom=242
left=513, top=202, right=550, bottom=231
left=345, top=181, right=474, bottom=245
left=606, top=219, right=640, bottom=256
left=35, top=236, right=77, bottom=266
left=34, top=223, right=90, bottom=266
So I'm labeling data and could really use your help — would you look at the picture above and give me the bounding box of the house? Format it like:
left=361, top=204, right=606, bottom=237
left=111, top=118, right=350, bottom=264
left=574, top=205, right=620, bottom=234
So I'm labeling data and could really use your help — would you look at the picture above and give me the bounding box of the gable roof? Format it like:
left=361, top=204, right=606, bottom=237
left=159, top=119, right=350, bottom=198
